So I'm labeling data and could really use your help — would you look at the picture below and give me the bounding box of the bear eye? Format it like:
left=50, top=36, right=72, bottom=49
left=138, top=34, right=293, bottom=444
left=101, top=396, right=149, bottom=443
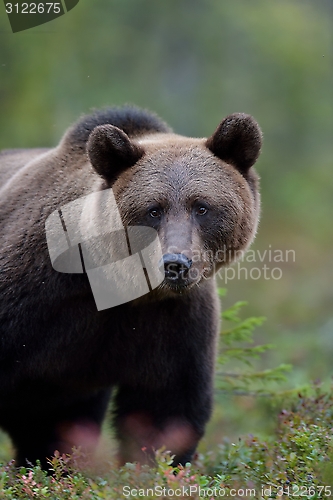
left=149, top=207, right=162, bottom=219
left=196, top=205, right=208, bottom=216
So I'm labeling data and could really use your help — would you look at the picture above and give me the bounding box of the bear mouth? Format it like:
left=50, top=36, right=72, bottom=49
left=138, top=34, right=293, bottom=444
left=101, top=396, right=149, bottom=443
left=158, top=277, right=200, bottom=295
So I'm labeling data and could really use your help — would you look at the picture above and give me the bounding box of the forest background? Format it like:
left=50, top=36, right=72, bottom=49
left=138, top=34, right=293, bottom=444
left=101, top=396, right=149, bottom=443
left=0, top=0, right=332, bottom=460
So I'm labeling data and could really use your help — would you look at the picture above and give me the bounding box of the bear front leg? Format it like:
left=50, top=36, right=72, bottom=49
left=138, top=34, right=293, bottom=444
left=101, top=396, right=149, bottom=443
left=4, top=388, right=111, bottom=470
left=113, top=381, right=213, bottom=467
left=113, top=284, right=219, bottom=466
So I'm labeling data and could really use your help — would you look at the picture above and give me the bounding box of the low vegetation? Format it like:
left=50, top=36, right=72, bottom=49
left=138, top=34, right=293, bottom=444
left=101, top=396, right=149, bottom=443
left=1, top=294, right=332, bottom=499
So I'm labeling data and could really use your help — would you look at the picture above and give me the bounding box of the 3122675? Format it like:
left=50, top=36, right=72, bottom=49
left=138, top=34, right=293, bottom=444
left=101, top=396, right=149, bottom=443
left=5, top=3, right=61, bottom=14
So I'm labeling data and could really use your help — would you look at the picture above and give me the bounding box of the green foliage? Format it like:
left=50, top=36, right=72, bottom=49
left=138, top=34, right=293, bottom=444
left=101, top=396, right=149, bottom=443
left=216, top=289, right=292, bottom=396
left=0, top=310, right=328, bottom=495
left=1, top=293, right=331, bottom=498
left=0, top=393, right=332, bottom=498
left=211, top=391, right=333, bottom=495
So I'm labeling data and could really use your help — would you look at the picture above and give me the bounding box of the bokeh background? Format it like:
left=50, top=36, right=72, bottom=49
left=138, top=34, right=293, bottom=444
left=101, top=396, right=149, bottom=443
left=0, top=0, right=332, bottom=459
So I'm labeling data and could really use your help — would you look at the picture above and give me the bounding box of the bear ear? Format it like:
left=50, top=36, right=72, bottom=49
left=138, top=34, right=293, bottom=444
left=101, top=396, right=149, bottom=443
left=205, top=113, right=262, bottom=173
left=87, top=124, right=144, bottom=183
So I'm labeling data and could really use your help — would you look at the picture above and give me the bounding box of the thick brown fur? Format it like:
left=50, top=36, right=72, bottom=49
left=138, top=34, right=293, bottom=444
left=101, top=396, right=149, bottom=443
left=0, top=106, right=262, bottom=469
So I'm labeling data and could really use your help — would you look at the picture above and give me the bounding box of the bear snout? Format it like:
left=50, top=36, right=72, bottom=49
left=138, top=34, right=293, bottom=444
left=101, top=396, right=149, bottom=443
left=162, top=253, right=193, bottom=285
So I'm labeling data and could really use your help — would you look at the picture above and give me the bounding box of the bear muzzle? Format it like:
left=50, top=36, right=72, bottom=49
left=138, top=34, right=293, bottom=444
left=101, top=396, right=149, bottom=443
left=162, top=253, right=193, bottom=286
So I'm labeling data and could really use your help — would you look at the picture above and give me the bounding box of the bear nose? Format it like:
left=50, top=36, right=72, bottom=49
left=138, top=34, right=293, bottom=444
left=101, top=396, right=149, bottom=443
left=162, top=253, right=192, bottom=282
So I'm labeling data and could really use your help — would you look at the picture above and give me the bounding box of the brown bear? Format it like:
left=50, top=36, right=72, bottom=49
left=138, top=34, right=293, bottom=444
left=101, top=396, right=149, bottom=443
left=0, top=106, right=262, bottom=469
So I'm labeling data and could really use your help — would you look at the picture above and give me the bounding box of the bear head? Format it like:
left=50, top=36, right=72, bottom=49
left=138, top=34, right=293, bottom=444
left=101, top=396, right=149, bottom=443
left=86, top=113, right=262, bottom=296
